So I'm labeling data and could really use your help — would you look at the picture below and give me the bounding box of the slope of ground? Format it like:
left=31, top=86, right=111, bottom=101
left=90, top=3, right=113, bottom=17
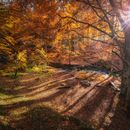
left=0, top=67, right=129, bottom=130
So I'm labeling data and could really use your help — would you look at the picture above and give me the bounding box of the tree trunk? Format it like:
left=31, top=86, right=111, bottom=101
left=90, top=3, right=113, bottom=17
left=121, top=26, right=130, bottom=112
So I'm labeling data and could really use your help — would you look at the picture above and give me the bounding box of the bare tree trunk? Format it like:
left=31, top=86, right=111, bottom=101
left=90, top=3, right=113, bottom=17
left=121, top=27, right=130, bottom=112
left=109, top=0, right=130, bottom=113
left=121, top=63, right=127, bottom=95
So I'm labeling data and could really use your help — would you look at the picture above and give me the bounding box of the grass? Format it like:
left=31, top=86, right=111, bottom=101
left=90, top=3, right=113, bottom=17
left=26, top=65, right=55, bottom=79
left=0, top=64, right=55, bottom=79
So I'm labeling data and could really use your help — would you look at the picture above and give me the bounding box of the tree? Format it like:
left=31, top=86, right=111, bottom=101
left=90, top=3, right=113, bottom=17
left=109, top=0, right=130, bottom=112
left=71, top=0, right=130, bottom=112
left=58, top=0, right=130, bottom=112
left=2, top=0, right=130, bottom=111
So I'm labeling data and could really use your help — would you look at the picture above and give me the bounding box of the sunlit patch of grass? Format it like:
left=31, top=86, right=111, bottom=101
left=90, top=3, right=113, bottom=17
left=7, top=96, right=28, bottom=104
left=0, top=85, right=14, bottom=101
left=0, top=84, right=25, bottom=105
left=27, top=65, right=48, bottom=73
left=0, top=93, right=13, bottom=100
left=28, top=66, right=43, bottom=73
left=27, top=65, right=55, bottom=73
left=27, top=65, right=56, bottom=80
left=13, top=86, right=26, bottom=91
left=0, top=86, right=29, bottom=106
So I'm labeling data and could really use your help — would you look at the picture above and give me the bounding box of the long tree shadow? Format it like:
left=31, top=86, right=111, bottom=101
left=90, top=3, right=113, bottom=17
left=15, top=72, right=73, bottom=95
left=73, top=85, right=115, bottom=128
left=4, top=72, right=73, bottom=101
left=62, top=85, right=108, bottom=114
left=27, top=77, right=76, bottom=97
left=0, top=87, right=71, bottom=111
left=5, top=71, right=97, bottom=101
left=61, top=76, right=112, bottom=114
left=0, top=71, right=69, bottom=96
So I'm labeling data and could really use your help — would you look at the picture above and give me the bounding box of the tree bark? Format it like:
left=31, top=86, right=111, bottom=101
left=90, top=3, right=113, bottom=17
left=108, top=0, right=130, bottom=113
left=121, top=25, right=130, bottom=112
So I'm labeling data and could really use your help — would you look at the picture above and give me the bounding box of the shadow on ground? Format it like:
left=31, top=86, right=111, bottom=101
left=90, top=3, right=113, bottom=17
left=105, top=96, right=130, bottom=130
left=0, top=106, right=93, bottom=130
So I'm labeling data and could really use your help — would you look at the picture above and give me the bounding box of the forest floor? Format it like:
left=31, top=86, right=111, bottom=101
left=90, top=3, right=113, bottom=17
left=0, top=66, right=130, bottom=130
